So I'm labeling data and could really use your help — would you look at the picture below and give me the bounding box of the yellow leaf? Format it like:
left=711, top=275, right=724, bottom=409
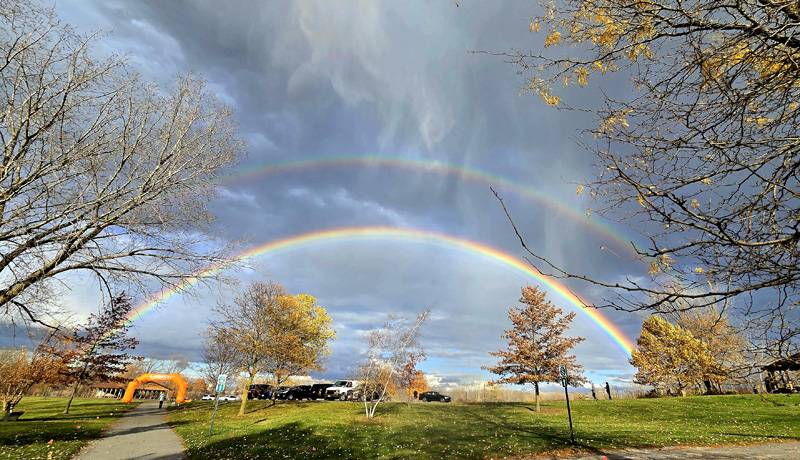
left=690, top=199, right=700, bottom=209
left=576, top=184, right=585, bottom=195
left=529, top=20, right=540, bottom=33
left=544, top=30, right=561, bottom=47
left=539, top=90, right=560, bottom=106
left=701, top=177, right=712, bottom=185
left=593, top=61, right=607, bottom=74
left=575, top=67, right=589, bottom=87
left=694, top=267, right=705, bottom=273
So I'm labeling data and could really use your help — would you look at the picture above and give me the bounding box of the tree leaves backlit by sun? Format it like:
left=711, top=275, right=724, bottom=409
left=495, top=0, right=800, bottom=361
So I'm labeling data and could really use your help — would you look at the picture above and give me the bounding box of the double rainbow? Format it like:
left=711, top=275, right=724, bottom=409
left=226, top=156, right=638, bottom=257
left=123, top=226, right=635, bottom=356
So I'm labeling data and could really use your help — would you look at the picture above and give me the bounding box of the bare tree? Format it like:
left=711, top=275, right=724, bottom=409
left=0, top=3, right=242, bottom=325
left=201, top=326, right=242, bottom=392
left=489, top=1, right=800, bottom=355
left=211, top=282, right=284, bottom=416
left=359, top=310, right=429, bottom=419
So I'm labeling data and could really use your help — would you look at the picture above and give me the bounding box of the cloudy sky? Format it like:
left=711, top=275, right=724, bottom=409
left=34, top=0, right=647, bottom=388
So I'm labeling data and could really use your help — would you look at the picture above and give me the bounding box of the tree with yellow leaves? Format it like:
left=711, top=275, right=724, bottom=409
left=670, top=308, right=748, bottom=392
left=210, top=281, right=335, bottom=416
left=631, top=316, right=724, bottom=395
left=260, top=293, right=336, bottom=393
left=494, top=0, right=800, bottom=349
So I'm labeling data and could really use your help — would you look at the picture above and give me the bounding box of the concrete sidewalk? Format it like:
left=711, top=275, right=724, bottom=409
left=75, top=401, right=185, bottom=460
left=565, top=441, right=800, bottom=459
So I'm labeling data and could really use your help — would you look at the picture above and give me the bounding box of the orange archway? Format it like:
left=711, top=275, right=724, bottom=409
left=121, top=373, right=188, bottom=404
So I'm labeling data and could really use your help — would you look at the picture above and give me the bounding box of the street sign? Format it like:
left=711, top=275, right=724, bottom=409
left=215, top=374, right=227, bottom=393
left=209, top=374, right=228, bottom=435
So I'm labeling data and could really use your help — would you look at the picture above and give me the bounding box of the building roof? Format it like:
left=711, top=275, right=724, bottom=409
left=761, top=353, right=800, bottom=372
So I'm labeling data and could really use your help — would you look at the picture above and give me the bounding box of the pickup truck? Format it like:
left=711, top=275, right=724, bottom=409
left=324, top=380, right=360, bottom=400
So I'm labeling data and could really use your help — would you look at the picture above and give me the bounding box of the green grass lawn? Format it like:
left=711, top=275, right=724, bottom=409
left=167, top=394, right=800, bottom=459
left=0, top=397, right=134, bottom=460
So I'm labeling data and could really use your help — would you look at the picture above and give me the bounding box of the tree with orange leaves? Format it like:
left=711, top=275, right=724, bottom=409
left=405, top=371, right=430, bottom=400
left=485, top=286, right=585, bottom=412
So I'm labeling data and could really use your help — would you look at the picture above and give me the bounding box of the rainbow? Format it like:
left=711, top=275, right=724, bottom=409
left=123, top=227, right=635, bottom=356
left=226, top=156, right=638, bottom=257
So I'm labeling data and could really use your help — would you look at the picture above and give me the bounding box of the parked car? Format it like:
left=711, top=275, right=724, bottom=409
left=275, top=385, right=314, bottom=401
left=419, top=391, right=451, bottom=402
left=201, top=394, right=215, bottom=401
left=309, top=383, right=333, bottom=400
left=325, top=380, right=360, bottom=400
left=248, top=384, right=274, bottom=400
left=221, top=394, right=241, bottom=402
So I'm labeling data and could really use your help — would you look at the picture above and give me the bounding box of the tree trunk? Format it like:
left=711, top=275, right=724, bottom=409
left=238, top=374, right=254, bottom=416
left=64, top=381, right=81, bottom=415
left=534, top=381, right=540, bottom=412
left=2, top=400, right=11, bottom=421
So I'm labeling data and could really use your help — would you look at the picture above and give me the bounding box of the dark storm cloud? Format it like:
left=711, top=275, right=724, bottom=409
left=45, top=0, right=643, bottom=382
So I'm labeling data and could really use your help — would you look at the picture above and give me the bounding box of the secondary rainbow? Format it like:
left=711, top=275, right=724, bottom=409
left=226, top=156, right=638, bottom=257
left=123, top=226, right=635, bottom=356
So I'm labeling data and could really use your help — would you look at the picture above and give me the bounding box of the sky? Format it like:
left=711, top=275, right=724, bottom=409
left=15, top=0, right=650, bottom=389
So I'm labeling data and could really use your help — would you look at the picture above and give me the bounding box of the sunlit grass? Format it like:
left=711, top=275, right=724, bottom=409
left=0, top=397, right=134, bottom=460
left=167, top=394, right=800, bottom=459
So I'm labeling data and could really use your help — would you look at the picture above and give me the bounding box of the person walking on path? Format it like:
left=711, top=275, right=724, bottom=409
left=591, top=384, right=597, bottom=401
left=159, top=392, right=166, bottom=409
left=605, top=382, right=612, bottom=400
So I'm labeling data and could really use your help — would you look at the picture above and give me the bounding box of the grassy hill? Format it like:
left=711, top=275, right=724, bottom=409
left=167, top=394, right=800, bottom=459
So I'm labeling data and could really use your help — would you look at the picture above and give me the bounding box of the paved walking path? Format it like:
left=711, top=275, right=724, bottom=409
left=75, top=401, right=185, bottom=460
left=564, top=441, right=800, bottom=459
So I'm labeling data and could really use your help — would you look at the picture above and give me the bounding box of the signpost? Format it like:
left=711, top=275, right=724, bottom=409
left=209, top=374, right=227, bottom=435
left=215, top=374, right=227, bottom=393
left=560, top=365, right=575, bottom=444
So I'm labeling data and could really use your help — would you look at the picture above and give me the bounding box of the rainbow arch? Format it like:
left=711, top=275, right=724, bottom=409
left=226, top=156, right=637, bottom=257
left=123, top=226, right=635, bottom=356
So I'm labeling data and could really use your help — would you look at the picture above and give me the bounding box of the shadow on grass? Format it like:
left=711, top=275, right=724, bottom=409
left=189, top=422, right=349, bottom=459
left=184, top=405, right=606, bottom=459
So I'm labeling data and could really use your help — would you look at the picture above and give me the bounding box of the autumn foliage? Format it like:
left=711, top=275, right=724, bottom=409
left=0, top=345, right=61, bottom=419
left=631, top=316, right=724, bottom=395
left=485, top=286, right=585, bottom=411
left=405, top=371, right=430, bottom=399
left=46, top=293, right=140, bottom=414
left=211, top=281, right=335, bottom=416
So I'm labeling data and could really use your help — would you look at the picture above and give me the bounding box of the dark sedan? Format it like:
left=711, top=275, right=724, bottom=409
left=247, top=384, right=274, bottom=400
left=275, top=385, right=314, bottom=401
left=418, top=391, right=451, bottom=402
left=309, top=383, right=332, bottom=400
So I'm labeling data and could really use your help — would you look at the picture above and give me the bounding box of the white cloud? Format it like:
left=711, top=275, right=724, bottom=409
left=272, top=1, right=459, bottom=150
